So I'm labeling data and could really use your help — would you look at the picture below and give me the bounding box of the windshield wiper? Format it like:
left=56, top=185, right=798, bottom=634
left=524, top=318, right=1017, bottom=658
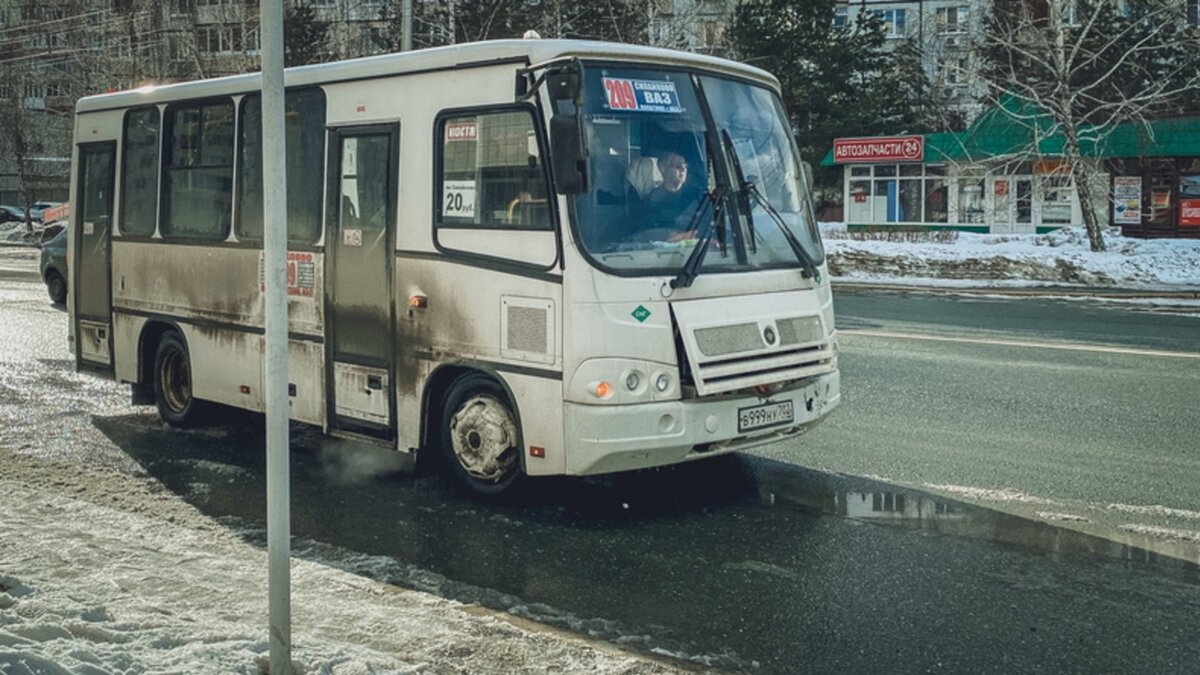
left=669, top=185, right=729, bottom=290
left=719, top=130, right=821, bottom=282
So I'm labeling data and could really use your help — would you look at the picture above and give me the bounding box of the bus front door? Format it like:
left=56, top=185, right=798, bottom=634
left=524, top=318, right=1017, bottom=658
left=73, top=142, right=116, bottom=373
left=325, top=126, right=398, bottom=440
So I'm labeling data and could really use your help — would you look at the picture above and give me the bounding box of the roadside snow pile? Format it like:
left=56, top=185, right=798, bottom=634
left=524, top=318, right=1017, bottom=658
left=0, top=450, right=686, bottom=675
left=820, top=224, right=1200, bottom=289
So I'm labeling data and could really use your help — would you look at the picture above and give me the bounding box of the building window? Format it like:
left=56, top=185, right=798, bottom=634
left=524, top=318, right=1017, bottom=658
left=1188, top=0, right=1199, bottom=27
left=436, top=109, right=551, bottom=230
left=833, top=7, right=847, bottom=29
left=848, top=164, right=948, bottom=224
left=958, top=178, right=985, bottom=224
left=940, top=57, right=968, bottom=86
left=936, top=5, right=969, bottom=34
left=197, top=24, right=259, bottom=53
left=870, top=9, right=906, bottom=38
left=1041, top=175, right=1075, bottom=224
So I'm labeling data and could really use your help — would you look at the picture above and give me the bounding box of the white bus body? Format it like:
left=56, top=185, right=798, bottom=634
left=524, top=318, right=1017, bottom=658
left=68, top=40, right=840, bottom=494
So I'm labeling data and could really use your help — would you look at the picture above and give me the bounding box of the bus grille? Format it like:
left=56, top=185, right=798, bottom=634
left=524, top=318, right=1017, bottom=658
left=687, top=315, right=834, bottom=396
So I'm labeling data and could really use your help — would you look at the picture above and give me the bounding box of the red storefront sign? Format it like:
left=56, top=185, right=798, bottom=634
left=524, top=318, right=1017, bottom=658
left=833, top=136, right=924, bottom=164
left=1180, top=199, right=1200, bottom=227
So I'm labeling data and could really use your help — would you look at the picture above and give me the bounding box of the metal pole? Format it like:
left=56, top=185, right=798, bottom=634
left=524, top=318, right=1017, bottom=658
left=261, top=1, right=291, bottom=673
left=402, top=0, right=413, bottom=51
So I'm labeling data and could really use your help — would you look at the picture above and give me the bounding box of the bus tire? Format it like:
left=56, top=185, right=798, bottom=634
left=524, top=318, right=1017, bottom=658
left=154, top=331, right=205, bottom=428
left=439, top=373, right=524, bottom=497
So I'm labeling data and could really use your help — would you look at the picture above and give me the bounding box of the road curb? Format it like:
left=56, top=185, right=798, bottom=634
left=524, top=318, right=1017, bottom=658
left=832, top=280, right=1200, bottom=300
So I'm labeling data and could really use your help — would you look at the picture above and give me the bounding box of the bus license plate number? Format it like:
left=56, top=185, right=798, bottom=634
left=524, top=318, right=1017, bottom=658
left=737, top=401, right=794, bottom=432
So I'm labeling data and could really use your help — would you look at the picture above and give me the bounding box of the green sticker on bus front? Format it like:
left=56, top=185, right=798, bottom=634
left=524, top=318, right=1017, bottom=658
left=632, top=305, right=651, bottom=323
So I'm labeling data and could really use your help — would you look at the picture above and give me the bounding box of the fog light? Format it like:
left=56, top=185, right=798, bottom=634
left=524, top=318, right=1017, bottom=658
left=655, top=373, right=671, bottom=392
left=625, top=371, right=641, bottom=391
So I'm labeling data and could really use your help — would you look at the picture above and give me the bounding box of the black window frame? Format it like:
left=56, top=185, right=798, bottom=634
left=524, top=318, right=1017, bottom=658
left=160, top=96, right=236, bottom=242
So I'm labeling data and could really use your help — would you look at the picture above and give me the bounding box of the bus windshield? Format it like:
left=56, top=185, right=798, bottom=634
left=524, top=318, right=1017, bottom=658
left=571, top=65, right=824, bottom=276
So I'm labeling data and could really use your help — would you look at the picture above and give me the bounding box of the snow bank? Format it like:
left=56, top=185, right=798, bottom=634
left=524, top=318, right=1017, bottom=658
left=820, top=225, right=1200, bottom=289
left=0, top=450, right=686, bottom=675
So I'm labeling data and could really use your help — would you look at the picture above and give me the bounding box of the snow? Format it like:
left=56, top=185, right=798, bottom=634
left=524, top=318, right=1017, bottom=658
left=0, top=450, right=689, bottom=675
left=820, top=224, right=1200, bottom=291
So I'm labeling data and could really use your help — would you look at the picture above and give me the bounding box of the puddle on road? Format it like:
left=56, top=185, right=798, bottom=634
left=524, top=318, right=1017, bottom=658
left=743, top=458, right=1200, bottom=579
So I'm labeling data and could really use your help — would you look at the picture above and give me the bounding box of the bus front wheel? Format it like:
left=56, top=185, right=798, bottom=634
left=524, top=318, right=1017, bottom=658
left=439, top=374, right=524, bottom=497
left=154, top=331, right=204, bottom=428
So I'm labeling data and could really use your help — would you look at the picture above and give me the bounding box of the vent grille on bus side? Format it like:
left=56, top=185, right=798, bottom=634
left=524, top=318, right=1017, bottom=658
left=507, top=305, right=548, bottom=354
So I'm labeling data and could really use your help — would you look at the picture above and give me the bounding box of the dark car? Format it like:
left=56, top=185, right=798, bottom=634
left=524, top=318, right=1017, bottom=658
left=39, top=226, right=67, bottom=305
left=0, top=205, right=26, bottom=224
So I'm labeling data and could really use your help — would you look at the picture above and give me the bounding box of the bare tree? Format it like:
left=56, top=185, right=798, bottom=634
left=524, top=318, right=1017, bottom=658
left=979, top=0, right=1200, bottom=251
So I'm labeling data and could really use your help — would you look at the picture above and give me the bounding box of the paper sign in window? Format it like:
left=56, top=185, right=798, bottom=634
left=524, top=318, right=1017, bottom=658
left=443, top=180, right=477, bottom=219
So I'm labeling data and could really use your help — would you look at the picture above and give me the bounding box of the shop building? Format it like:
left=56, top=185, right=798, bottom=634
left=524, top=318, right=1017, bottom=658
left=823, top=99, right=1200, bottom=239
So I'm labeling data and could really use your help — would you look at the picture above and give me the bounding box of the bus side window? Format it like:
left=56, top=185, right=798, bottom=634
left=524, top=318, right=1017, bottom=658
left=120, top=106, right=160, bottom=238
left=162, top=100, right=235, bottom=241
left=237, top=89, right=326, bottom=245
left=436, top=109, right=551, bottom=231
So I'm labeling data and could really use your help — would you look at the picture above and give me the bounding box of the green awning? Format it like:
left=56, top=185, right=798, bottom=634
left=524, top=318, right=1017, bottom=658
left=821, top=95, right=1200, bottom=166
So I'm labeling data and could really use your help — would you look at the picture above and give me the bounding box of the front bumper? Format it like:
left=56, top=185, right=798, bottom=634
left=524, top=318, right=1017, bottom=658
left=563, top=369, right=840, bottom=475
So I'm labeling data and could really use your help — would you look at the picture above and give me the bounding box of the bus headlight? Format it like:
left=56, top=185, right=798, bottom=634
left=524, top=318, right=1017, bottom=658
left=568, top=359, right=679, bottom=404
left=654, top=373, right=671, bottom=392
left=625, top=371, right=642, bottom=391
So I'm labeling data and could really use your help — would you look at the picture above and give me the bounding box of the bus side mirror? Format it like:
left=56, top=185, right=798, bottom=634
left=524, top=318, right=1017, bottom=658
left=550, top=114, right=587, bottom=195
left=802, top=160, right=815, bottom=193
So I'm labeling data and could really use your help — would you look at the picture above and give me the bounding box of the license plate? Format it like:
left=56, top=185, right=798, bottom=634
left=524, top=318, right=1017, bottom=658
left=737, top=400, right=794, bottom=433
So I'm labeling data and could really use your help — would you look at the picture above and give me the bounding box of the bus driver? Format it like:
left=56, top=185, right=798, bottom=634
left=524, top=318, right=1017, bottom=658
left=639, top=151, right=702, bottom=243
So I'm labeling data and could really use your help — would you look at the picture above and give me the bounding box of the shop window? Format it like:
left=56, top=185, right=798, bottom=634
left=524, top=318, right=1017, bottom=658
left=899, top=179, right=923, bottom=222
left=925, top=179, right=948, bottom=223
left=1041, top=175, right=1074, bottom=224
left=873, top=179, right=896, bottom=222
left=848, top=180, right=871, bottom=222
left=958, top=179, right=985, bottom=224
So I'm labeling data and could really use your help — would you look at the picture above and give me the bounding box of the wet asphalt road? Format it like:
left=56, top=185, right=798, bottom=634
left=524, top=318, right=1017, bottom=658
left=3, top=251, right=1200, bottom=673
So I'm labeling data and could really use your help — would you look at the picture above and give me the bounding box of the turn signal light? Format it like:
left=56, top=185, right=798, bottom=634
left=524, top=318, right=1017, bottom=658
left=409, top=294, right=428, bottom=309
left=593, top=381, right=613, bottom=398
left=529, top=446, right=546, bottom=458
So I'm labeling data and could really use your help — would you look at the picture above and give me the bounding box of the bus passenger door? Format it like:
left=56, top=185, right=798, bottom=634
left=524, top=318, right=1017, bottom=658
left=325, top=125, right=398, bottom=440
left=73, top=142, right=116, bottom=373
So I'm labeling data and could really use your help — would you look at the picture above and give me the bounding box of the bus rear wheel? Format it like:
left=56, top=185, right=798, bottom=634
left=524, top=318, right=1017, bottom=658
left=439, top=374, right=524, bottom=497
left=154, top=331, right=205, bottom=428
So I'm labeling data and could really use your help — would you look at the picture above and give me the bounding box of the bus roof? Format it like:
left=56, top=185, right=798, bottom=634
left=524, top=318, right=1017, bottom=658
left=75, top=39, right=779, bottom=113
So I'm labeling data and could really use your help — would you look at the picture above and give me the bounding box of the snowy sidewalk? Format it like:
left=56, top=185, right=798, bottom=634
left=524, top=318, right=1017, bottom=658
left=822, top=225, right=1200, bottom=298
left=0, top=450, right=691, bottom=675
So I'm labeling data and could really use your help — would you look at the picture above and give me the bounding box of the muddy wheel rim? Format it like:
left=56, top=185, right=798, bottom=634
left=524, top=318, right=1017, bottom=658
left=160, top=347, right=191, bottom=413
left=448, top=394, right=518, bottom=482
